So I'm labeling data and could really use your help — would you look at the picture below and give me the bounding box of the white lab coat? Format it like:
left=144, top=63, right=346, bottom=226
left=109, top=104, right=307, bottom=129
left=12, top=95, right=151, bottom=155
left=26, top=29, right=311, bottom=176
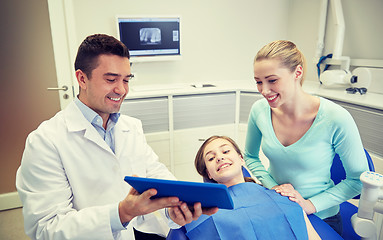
left=16, top=101, right=176, bottom=240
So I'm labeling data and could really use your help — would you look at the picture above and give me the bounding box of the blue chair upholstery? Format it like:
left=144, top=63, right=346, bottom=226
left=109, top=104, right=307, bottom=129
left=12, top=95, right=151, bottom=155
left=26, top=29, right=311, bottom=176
left=308, top=214, right=343, bottom=239
left=328, top=149, right=374, bottom=240
left=331, top=149, right=375, bottom=194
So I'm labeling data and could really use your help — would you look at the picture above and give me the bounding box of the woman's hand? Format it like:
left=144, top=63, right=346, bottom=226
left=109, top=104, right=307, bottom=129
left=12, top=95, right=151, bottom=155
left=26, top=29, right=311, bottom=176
left=272, top=184, right=316, bottom=215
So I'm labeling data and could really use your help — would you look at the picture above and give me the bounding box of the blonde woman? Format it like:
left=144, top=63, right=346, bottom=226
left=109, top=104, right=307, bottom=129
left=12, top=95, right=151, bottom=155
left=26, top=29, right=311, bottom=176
left=244, top=40, right=369, bottom=235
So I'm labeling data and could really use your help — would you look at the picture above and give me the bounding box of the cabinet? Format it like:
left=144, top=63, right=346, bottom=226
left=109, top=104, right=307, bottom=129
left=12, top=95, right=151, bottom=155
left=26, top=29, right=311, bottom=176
left=172, top=92, right=237, bottom=181
left=145, top=132, right=171, bottom=168
left=173, top=92, right=236, bottom=129
left=121, top=97, right=171, bottom=168
left=172, top=125, right=236, bottom=182
left=238, top=91, right=263, bottom=150
left=120, top=96, right=169, bottom=133
left=237, top=92, right=270, bottom=168
left=327, top=99, right=383, bottom=157
left=122, top=91, right=241, bottom=181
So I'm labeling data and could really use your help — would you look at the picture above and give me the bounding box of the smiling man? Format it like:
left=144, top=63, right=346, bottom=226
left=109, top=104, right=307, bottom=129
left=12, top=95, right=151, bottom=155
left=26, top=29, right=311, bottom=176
left=16, top=34, right=214, bottom=240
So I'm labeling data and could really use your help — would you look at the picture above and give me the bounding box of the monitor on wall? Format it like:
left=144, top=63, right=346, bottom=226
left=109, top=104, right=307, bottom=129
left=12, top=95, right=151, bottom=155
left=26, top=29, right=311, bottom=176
left=117, top=16, right=181, bottom=62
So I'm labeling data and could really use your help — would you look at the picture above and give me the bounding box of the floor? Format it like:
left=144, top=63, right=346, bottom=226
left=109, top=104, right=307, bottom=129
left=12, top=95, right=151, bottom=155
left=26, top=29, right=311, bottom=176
left=0, top=207, right=30, bottom=240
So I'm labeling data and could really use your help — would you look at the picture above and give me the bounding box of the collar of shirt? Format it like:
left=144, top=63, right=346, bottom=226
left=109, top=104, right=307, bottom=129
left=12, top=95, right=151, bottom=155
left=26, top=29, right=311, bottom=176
left=74, top=98, right=121, bottom=152
left=74, top=97, right=120, bottom=125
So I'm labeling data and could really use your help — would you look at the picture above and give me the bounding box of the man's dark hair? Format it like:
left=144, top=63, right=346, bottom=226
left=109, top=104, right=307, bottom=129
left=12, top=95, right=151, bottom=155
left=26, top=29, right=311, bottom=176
left=74, top=34, right=130, bottom=78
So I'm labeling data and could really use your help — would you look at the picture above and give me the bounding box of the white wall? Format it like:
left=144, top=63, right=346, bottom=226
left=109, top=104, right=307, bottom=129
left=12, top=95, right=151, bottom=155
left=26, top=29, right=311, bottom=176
left=326, top=0, right=383, bottom=60
left=53, top=0, right=383, bottom=93
left=286, top=0, right=321, bottom=84
left=63, top=0, right=290, bottom=88
left=288, top=0, right=383, bottom=84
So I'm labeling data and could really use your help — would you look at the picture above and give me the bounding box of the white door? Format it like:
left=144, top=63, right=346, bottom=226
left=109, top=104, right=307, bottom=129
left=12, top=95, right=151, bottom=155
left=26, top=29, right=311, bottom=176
left=47, top=0, right=77, bottom=109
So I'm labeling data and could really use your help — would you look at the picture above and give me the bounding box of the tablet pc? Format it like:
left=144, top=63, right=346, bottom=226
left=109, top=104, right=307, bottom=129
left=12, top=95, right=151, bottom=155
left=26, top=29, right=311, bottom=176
left=124, top=176, right=234, bottom=209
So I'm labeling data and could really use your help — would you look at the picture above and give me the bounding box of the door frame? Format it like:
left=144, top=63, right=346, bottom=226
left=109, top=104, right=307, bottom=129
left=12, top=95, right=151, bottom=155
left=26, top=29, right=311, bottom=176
left=47, top=0, right=77, bottom=109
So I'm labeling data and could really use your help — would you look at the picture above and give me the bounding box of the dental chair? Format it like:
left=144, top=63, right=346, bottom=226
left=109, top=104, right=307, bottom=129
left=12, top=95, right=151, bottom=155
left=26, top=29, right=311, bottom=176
left=166, top=167, right=343, bottom=240
left=329, top=149, right=375, bottom=239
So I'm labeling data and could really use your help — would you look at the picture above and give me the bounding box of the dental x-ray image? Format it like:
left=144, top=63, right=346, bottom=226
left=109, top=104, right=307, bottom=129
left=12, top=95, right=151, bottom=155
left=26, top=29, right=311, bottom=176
left=140, top=28, right=161, bottom=45
left=118, top=16, right=181, bottom=58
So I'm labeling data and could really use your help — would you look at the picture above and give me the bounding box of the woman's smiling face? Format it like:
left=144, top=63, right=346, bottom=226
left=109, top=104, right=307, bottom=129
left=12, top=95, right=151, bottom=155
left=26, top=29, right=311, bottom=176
left=254, top=59, right=302, bottom=108
left=203, top=138, right=245, bottom=187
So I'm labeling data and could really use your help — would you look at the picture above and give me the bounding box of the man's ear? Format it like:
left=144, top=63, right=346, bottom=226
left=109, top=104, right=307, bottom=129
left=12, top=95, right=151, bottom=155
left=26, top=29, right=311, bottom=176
left=76, top=70, right=88, bottom=90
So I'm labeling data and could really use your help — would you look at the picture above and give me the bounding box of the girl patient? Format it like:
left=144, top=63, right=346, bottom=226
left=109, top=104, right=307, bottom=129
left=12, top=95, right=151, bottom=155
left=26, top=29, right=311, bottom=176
left=184, top=135, right=321, bottom=240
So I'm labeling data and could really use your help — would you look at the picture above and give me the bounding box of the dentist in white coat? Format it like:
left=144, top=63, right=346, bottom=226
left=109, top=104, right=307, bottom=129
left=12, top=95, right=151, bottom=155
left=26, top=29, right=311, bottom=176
left=16, top=34, right=217, bottom=240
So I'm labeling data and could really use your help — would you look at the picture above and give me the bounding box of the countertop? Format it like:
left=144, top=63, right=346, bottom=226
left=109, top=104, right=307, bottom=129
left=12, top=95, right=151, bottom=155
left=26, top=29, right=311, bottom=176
left=126, top=80, right=383, bottom=110
left=303, top=81, right=383, bottom=111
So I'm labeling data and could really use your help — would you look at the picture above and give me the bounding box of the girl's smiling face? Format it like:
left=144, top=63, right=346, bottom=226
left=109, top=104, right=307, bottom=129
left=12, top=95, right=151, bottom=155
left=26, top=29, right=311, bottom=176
left=203, top=138, right=245, bottom=187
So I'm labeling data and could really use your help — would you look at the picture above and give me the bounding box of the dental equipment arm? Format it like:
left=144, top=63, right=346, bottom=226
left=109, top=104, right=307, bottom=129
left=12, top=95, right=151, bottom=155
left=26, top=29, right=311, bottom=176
left=351, top=171, right=383, bottom=240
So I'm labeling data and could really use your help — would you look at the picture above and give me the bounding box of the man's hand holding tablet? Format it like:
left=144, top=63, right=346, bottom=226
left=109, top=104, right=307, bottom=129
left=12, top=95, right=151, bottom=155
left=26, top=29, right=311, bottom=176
left=121, top=176, right=221, bottom=226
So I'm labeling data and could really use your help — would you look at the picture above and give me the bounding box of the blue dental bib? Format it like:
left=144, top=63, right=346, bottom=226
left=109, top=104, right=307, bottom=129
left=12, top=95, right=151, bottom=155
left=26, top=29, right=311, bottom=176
left=185, top=182, right=308, bottom=240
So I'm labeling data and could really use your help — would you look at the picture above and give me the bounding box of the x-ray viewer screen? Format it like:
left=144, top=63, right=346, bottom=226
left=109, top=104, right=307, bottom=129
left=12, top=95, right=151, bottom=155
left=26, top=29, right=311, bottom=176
left=118, top=17, right=180, bottom=57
